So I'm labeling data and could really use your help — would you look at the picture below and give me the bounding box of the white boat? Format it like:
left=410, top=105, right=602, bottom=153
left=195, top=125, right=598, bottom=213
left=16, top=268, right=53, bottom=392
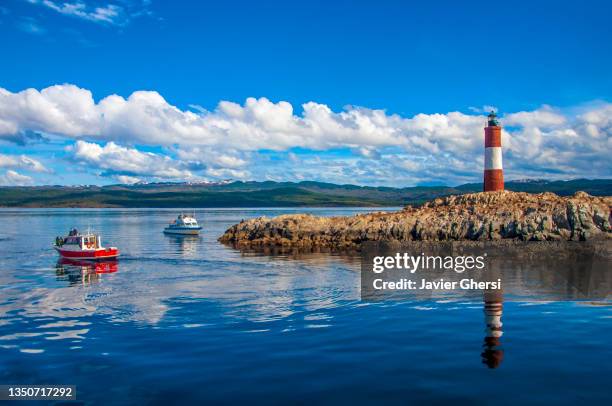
left=163, top=214, right=202, bottom=235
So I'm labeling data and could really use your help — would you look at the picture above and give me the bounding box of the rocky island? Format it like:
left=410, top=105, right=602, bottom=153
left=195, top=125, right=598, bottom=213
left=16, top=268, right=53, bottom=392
left=219, top=191, right=612, bottom=250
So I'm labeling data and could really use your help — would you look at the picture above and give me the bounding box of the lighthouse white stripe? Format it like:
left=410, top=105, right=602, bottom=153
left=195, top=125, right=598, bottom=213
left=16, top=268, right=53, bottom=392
left=484, top=147, right=502, bottom=170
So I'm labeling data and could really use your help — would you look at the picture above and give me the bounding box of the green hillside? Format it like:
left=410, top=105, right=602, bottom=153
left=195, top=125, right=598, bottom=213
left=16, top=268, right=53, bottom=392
left=0, top=179, right=609, bottom=208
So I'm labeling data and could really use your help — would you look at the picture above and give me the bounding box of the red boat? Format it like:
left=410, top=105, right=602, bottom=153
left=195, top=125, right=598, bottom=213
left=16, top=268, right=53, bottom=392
left=54, top=228, right=120, bottom=260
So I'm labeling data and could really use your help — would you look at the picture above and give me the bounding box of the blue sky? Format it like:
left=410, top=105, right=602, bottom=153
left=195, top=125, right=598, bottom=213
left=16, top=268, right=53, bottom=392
left=0, top=0, right=611, bottom=186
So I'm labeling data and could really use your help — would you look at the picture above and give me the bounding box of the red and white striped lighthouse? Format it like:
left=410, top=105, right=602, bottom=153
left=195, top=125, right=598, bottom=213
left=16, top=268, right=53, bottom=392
left=483, top=111, right=504, bottom=191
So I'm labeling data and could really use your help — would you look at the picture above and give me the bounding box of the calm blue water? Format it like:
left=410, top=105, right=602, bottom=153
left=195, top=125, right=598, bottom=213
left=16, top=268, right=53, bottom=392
left=0, top=208, right=610, bottom=405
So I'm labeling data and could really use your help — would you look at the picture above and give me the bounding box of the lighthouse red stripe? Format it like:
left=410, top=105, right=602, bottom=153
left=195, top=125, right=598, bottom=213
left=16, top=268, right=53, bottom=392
left=484, top=127, right=502, bottom=147
left=484, top=169, right=504, bottom=191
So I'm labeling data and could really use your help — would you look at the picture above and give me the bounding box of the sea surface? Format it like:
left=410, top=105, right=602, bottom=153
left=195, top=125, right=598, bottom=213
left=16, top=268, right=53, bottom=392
left=0, top=208, right=610, bottom=405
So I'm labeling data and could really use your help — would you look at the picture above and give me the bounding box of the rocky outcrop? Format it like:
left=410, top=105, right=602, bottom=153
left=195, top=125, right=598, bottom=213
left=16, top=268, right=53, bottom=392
left=219, top=191, right=612, bottom=250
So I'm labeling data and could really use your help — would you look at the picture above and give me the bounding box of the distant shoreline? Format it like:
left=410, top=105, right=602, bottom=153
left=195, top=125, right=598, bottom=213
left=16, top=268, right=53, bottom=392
left=0, top=179, right=610, bottom=208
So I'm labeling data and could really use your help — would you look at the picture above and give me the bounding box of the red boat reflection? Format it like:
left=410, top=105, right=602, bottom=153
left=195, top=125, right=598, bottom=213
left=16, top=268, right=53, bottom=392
left=58, top=257, right=119, bottom=274
left=55, top=258, right=119, bottom=286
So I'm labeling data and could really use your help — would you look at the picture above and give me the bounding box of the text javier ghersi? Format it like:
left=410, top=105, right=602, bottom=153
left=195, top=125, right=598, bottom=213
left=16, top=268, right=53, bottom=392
left=371, top=253, right=501, bottom=290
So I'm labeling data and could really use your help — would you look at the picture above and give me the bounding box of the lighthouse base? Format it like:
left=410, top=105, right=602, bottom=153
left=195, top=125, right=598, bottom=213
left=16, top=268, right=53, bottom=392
left=484, top=169, right=504, bottom=192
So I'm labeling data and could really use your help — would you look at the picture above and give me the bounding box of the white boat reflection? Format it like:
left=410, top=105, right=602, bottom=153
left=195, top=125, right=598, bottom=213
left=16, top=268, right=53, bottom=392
left=164, top=234, right=201, bottom=256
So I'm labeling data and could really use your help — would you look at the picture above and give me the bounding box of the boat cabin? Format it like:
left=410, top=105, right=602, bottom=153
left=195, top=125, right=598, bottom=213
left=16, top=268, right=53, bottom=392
left=58, top=233, right=101, bottom=250
left=174, top=214, right=198, bottom=226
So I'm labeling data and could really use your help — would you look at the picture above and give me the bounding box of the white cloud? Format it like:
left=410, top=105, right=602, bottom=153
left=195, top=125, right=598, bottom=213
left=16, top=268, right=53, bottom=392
left=68, top=140, right=193, bottom=179
left=504, top=106, right=567, bottom=128
left=0, top=85, right=476, bottom=152
left=0, top=85, right=99, bottom=136
left=114, top=175, right=141, bottom=184
left=0, top=170, right=34, bottom=186
left=28, top=0, right=125, bottom=25
left=249, top=152, right=482, bottom=187
left=0, top=84, right=610, bottom=184
left=175, top=147, right=248, bottom=169
left=205, top=167, right=250, bottom=180
left=0, top=85, right=487, bottom=159
left=23, top=0, right=153, bottom=26
left=0, top=153, right=48, bottom=172
left=469, top=105, right=497, bottom=114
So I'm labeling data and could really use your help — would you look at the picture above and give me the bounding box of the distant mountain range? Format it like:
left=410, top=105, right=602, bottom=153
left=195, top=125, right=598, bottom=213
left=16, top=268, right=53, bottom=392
left=0, top=179, right=610, bottom=208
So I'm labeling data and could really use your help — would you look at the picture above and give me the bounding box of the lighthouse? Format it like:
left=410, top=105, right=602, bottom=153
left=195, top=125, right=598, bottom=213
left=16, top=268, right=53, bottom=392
left=483, top=111, right=504, bottom=191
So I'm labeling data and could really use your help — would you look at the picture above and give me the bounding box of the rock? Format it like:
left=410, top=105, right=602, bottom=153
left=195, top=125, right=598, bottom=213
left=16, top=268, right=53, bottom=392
left=218, top=191, right=612, bottom=250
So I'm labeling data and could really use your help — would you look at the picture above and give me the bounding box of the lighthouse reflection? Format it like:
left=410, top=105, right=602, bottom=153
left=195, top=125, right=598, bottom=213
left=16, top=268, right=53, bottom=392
left=482, top=290, right=504, bottom=368
left=361, top=240, right=612, bottom=371
left=55, top=258, right=118, bottom=286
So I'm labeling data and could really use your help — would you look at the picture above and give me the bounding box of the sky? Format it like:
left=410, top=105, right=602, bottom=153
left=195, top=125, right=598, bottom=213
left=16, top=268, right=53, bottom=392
left=0, top=0, right=611, bottom=187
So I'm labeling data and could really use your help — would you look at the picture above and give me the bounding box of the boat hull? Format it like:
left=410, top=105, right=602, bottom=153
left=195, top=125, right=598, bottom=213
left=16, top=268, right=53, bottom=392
left=163, top=227, right=201, bottom=235
left=54, top=246, right=120, bottom=260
